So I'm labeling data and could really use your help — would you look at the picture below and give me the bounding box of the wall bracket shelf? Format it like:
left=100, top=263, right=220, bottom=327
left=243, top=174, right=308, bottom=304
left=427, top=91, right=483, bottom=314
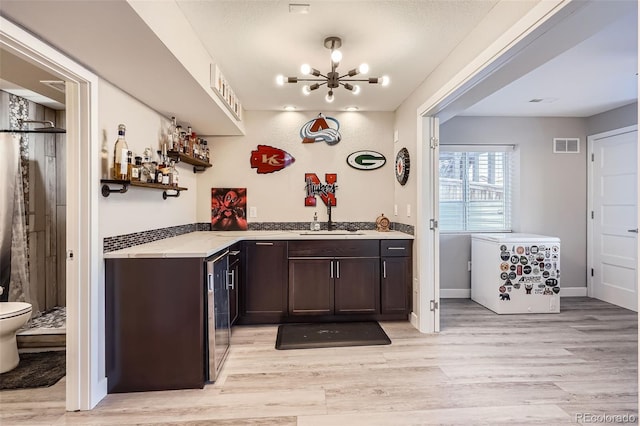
left=166, top=150, right=212, bottom=174
left=101, top=179, right=187, bottom=199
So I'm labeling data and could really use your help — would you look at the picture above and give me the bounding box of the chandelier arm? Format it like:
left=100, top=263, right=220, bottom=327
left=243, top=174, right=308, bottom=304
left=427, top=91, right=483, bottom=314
left=292, top=78, right=328, bottom=82
left=338, top=78, right=379, bottom=82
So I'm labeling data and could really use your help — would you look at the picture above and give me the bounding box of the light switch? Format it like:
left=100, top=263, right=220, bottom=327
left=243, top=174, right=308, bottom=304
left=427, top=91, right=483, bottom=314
left=394, top=204, right=398, bottom=216
left=249, top=206, right=257, bottom=218
left=406, top=204, right=411, bottom=217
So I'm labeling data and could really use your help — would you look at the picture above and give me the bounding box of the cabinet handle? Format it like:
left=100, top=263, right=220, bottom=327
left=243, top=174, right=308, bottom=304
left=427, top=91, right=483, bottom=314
left=229, top=250, right=241, bottom=256
left=336, top=260, right=340, bottom=279
left=330, top=260, right=334, bottom=279
left=387, top=247, right=406, bottom=250
left=227, top=270, right=235, bottom=290
left=383, top=260, right=387, bottom=279
left=207, top=273, right=213, bottom=292
left=255, top=242, right=274, bottom=246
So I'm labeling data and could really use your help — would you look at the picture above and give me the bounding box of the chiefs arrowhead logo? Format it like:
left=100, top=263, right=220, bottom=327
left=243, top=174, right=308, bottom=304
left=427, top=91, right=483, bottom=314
left=250, top=145, right=295, bottom=174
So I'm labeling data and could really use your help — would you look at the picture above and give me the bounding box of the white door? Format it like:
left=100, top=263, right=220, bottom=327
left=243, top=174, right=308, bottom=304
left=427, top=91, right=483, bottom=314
left=589, top=126, right=638, bottom=311
left=417, top=116, right=440, bottom=333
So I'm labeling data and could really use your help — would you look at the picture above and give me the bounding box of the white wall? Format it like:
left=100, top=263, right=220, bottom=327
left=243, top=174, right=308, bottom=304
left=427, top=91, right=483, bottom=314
left=98, top=80, right=198, bottom=239
left=439, top=116, right=589, bottom=292
left=196, top=110, right=396, bottom=225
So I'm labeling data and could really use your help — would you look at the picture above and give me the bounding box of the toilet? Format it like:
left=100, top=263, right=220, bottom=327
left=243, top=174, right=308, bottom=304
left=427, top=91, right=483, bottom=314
left=0, top=302, right=32, bottom=373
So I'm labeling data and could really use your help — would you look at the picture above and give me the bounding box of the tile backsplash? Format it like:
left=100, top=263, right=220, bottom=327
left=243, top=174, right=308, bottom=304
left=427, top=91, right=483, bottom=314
left=103, top=221, right=414, bottom=253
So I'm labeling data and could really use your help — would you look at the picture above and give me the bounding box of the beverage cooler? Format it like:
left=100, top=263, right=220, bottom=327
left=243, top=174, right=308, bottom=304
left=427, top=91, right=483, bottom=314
left=205, top=250, right=231, bottom=382
left=471, top=233, right=560, bottom=314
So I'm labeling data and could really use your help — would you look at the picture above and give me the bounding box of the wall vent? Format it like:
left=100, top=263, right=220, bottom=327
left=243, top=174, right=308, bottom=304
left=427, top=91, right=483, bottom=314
left=553, top=137, right=580, bottom=153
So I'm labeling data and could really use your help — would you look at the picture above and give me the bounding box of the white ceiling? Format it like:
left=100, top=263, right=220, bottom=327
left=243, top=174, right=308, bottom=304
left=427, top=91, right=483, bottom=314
left=174, top=0, right=500, bottom=112
left=0, top=0, right=637, bottom=121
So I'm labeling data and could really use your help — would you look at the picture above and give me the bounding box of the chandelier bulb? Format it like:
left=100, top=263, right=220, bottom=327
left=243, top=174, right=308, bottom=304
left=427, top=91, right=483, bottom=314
left=353, top=85, right=361, bottom=95
left=381, top=75, right=390, bottom=86
left=276, top=75, right=285, bottom=86
left=358, top=63, right=369, bottom=74
left=330, top=49, right=342, bottom=64
left=302, top=85, right=311, bottom=96
left=325, top=91, right=335, bottom=103
left=300, top=64, right=311, bottom=75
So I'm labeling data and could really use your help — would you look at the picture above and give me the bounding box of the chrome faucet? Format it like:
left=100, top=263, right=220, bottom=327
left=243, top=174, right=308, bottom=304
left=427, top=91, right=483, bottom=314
left=327, top=203, right=333, bottom=231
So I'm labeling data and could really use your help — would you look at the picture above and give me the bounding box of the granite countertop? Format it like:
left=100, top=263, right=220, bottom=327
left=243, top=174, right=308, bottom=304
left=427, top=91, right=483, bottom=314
left=104, top=230, right=414, bottom=259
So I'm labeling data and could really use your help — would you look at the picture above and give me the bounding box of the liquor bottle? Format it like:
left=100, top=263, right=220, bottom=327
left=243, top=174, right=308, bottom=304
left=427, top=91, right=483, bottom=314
left=127, top=150, right=133, bottom=180
left=192, top=134, right=200, bottom=160
left=175, top=125, right=183, bottom=153
left=185, top=127, right=193, bottom=156
left=169, top=160, right=179, bottom=187
left=131, top=156, right=142, bottom=182
left=167, top=116, right=176, bottom=151
left=112, top=124, right=129, bottom=180
left=202, top=140, right=209, bottom=163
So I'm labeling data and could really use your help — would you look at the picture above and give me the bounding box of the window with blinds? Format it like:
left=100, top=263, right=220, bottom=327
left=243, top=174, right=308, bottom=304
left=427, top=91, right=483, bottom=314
left=439, top=145, right=513, bottom=232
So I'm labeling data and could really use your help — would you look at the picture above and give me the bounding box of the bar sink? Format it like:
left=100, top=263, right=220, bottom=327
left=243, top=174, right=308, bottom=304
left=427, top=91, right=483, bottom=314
left=298, top=231, right=364, bottom=235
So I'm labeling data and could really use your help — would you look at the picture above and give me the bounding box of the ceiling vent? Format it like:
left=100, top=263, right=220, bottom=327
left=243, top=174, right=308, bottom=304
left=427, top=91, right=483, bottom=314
left=553, top=137, right=580, bottom=154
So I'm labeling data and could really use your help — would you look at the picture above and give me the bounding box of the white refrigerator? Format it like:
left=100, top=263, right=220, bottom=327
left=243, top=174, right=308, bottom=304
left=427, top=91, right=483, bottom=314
left=471, top=233, right=560, bottom=314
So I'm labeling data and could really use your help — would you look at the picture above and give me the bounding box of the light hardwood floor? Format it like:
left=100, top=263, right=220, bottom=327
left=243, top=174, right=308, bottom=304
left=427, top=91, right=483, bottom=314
left=1, top=297, right=637, bottom=425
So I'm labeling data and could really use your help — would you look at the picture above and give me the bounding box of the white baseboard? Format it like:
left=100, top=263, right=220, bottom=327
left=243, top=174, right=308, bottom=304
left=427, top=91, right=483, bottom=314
left=440, top=289, right=471, bottom=298
left=558, top=287, right=588, bottom=297
left=440, top=287, right=587, bottom=298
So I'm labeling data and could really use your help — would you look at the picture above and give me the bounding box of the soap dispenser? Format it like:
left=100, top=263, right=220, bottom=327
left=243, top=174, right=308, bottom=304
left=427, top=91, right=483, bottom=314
left=312, top=212, right=320, bottom=231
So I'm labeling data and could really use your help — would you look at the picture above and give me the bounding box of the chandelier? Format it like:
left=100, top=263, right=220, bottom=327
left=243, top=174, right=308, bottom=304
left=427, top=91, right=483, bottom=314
left=276, top=36, right=389, bottom=103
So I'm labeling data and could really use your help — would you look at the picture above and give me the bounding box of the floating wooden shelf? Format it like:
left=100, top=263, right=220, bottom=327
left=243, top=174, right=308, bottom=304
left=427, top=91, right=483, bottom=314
left=167, top=150, right=212, bottom=173
left=101, top=179, right=187, bottom=199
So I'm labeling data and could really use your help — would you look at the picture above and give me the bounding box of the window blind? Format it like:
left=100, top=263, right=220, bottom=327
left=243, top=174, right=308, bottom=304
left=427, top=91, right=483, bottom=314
left=439, top=145, right=514, bottom=232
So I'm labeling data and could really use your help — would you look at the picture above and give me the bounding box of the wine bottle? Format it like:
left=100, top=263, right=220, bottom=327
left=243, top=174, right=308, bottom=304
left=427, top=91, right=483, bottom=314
left=112, top=124, right=129, bottom=180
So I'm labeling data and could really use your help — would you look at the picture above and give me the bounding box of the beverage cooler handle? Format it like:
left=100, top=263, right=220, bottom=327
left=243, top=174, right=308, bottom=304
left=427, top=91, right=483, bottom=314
left=207, top=272, right=214, bottom=292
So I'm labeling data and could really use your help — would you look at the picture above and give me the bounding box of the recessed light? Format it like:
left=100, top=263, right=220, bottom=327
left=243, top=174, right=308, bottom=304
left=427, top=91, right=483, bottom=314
left=289, top=3, right=310, bottom=14
left=529, top=97, right=558, bottom=103
left=345, top=106, right=359, bottom=112
left=284, top=105, right=296, bottom=111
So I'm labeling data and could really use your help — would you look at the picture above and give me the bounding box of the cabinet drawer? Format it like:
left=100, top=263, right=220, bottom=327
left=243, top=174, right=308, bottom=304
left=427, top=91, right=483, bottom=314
left=380, top=240, right=412, bottom=257
left=288, top=240, right=379, bottom=257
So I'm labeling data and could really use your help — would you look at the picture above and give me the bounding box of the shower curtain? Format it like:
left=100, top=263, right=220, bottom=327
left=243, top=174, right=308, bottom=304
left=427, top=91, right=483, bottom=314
left=0, top=132, right=37, bottom=314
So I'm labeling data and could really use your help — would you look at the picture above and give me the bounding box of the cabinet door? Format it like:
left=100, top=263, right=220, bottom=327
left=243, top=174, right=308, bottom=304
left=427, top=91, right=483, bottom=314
left=244, top=241, right=288, bottom=318
left=381, top=256, right=411, bottom=314
left=289, top=258, right=333, bottom=315
left=334, top=257, right=380, bottom=314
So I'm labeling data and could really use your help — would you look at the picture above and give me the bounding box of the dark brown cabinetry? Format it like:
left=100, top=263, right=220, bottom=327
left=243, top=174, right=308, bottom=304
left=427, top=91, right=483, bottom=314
left=105, top=257, right=205, bottom=393
left=381, top=240, right=412, bottom=315
left=288, top=240, right=380, bottom=318
left=240, top=241, right=288, bottom=324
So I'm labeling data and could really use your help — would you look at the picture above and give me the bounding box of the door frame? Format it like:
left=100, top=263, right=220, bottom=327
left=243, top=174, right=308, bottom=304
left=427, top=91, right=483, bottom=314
left=0, top=17, right=104, bottom=410
left=586, top=125, right=638, bottom=303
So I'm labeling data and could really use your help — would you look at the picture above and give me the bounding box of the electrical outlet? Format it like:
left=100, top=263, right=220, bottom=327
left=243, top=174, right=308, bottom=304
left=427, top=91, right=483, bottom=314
left=406, top=204, right=411, bottom=217
left=249, top=206, right=257, bottom=218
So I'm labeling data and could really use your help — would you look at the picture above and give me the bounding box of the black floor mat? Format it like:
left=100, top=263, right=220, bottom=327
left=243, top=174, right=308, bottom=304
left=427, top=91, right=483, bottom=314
left=275, top=321, right=391, bottom=350
left=0, top=351, right=65, bottom=390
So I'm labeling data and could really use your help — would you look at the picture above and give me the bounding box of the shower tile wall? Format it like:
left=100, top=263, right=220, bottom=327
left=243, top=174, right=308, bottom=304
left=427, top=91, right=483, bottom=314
left=4, top=91, right=66, bottom=311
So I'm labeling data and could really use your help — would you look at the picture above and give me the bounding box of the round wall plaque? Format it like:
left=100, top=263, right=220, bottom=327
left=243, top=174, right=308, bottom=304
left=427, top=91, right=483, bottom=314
left=395, top=148, right=410, bottom=185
